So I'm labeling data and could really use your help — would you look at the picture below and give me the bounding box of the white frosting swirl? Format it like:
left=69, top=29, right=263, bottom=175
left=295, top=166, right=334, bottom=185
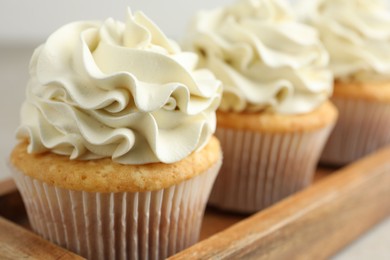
left=298, top=0, right=390, bottom=81
left=183, top=0, right=332, bottom=114
left=17, top=8, right=222, bottom=164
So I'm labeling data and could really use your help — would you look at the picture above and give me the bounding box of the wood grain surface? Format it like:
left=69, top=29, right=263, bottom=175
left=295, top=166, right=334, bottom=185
left=0, top=178, right=16, bottom=197
left=0, top=217, right=84, bottom=260
left=171, top=146, right=390, bottom=259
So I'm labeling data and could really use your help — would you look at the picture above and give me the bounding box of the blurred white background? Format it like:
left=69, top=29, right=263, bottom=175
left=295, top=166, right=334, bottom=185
left=2, top=0, right=390, bottom=44
left=0, top=1, right=389, bottom=259
left=0, top=0, right=235, bottom=44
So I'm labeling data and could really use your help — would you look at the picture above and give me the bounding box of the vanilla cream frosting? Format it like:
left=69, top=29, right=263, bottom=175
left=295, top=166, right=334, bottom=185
left=17, top=8, right=222, bottom=164
left=183, top=0, right=332, bottom=114
left=298, top=0, right=390, bottom=82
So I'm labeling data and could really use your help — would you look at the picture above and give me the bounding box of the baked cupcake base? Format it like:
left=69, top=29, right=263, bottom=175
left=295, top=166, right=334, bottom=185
left=10, top=137, right=221, bottom=259
left=321, top=98, right=390, bottom=165
left=209, top=101, right=337, bottom=213
left=320, top=81, right=390, bottom=165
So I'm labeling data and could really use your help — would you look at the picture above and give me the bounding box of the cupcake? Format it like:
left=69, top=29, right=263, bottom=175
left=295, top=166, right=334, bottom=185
left=298, top=0, right=390, bottom=165
left=183, top=0, right=337, bottom=213
left=9, top=8, right=222, bottom=259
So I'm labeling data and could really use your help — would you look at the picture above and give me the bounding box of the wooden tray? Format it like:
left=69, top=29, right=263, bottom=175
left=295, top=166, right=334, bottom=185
left=1, top=146, right=390, bottom=259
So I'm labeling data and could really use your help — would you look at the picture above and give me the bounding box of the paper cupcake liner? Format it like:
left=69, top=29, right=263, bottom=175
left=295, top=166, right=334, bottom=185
left=321, top=97, right=390, bottom=165
left=209, top=125, right=333, bottom=213
left=11, top=158, right=221, bottom=260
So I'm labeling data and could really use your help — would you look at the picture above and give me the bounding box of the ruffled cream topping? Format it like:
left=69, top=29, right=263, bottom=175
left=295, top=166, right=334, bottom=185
left=183, top=0, right=332, bottom=114
left=298, top=0, right=390, bottom=82
left=17, top=8, right=222, bottom=164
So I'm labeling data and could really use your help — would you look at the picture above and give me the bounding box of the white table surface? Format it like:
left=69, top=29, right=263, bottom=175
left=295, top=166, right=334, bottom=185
left=0, top=45, right=389, bottom=259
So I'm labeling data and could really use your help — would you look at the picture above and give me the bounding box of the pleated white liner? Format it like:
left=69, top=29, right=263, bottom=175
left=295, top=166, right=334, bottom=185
left=11, top=158, right=221, bottom=260
left=321, top=97, right=390, bottom=166
left=209, top=125, right=333, bottom=213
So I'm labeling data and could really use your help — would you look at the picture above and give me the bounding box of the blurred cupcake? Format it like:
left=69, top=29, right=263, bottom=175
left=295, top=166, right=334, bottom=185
left=9, top=8, right=222, bottom=259
left=298, top=0, right=390, bottom=165
left=183, top=0, right=337, bottom=213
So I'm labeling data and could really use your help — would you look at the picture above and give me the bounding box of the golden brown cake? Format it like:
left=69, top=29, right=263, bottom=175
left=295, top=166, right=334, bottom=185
left=11, top=136, right=221, bottom=193
left=331, top=81, right=390, bottom=102
left=217, top=101, right=337, bottom=133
